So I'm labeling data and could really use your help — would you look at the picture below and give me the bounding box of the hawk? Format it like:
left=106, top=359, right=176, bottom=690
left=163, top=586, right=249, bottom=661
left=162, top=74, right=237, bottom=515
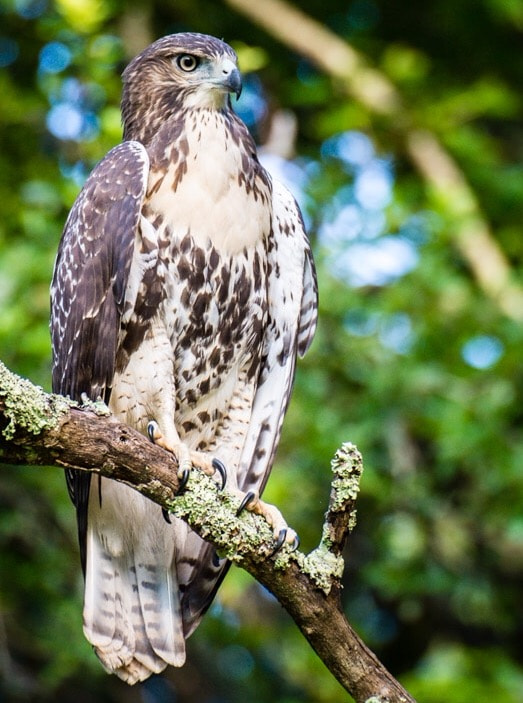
left=50, top=33, right=317, bottom=684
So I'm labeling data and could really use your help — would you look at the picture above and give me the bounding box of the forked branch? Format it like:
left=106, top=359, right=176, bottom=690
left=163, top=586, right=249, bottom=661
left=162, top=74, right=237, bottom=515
left=0, top=361, right=415, bottom=703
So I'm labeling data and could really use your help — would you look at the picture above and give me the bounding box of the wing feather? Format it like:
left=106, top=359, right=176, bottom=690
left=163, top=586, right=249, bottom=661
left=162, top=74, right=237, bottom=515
left=239, top=175, right=318, bottom=494
left=50, top=140, right=149, bottom=569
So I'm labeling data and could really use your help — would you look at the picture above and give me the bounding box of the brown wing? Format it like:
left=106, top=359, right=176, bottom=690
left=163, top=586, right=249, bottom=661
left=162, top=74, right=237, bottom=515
left=237, top=176, right=318, bottom=494
left=50, top=140, right=149, bottom=569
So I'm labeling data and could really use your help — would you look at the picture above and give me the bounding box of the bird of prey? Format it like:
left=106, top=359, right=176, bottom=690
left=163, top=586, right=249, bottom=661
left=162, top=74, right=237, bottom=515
left=50, top=32, right=317, bottom=684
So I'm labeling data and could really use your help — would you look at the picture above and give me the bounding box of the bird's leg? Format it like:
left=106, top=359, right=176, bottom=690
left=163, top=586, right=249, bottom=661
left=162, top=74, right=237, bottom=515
left=235, top=489, right=299, bottom=552
left=147, top=420, right=227, bottom=491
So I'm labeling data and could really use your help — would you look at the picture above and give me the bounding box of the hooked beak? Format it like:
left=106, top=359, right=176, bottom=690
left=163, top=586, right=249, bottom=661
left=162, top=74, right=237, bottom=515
left=227, top=68, right=242, bottom=99
left=219, top=58, right=242, bottom=99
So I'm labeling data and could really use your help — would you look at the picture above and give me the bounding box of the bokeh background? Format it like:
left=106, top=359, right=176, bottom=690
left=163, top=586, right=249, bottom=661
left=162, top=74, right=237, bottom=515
left=1, top=0, right=523, bottom=701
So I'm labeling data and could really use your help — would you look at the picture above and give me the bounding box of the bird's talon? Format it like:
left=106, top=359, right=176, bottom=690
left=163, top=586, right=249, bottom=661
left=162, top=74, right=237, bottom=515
left=162, top=508, right=172, bottom=524
left=270, top=528, right=287, bottom=555
left=212, top=550, right=224, bottom=567
left=236, top=490, right=256, bottom=516
left=212, top=458, right=227, bottom=489
left=147, top=420, right=159, bottom=443
left=290, top=534, right=300, bottom=552
left=177, top=468, right=190, bottom=493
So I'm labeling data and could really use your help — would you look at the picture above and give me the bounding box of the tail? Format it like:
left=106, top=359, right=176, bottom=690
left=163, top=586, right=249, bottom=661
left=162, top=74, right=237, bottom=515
left=82, top=485, right=186, bottom=684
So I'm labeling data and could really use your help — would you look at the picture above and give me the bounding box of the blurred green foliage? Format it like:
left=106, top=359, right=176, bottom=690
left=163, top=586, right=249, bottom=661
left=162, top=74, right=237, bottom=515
left=1, top=0, right=522, bottom=701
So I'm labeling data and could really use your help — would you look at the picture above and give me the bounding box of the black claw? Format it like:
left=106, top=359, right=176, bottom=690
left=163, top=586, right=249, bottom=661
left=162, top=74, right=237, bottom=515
left=147, top=421, right=157, bottom=444
left=178, top=468, right=190, bottom=493
left=290, top=534, right=300, bottom=552
left=273, top=528, right=287, bottom=554
left=212, top=458, right=227, bottom=490
left=162, top=508, right=172, bottom=524
left=212, top=550, right=222, bottom=567
left=236, top=490, right=256, bottom=516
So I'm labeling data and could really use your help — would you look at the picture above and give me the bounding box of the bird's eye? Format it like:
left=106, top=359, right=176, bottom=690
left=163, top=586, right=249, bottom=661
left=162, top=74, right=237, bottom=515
left=176, top=54, right=200, bottom=72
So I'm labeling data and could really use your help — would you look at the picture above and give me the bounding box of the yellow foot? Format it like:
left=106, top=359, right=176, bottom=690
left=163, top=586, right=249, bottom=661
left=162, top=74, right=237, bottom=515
left=146, top=421, right=226, bottom=490
left=235, top=489, right=299, bottom=552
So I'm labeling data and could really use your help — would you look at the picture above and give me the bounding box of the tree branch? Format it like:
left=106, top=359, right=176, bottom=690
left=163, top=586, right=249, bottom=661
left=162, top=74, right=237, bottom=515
left=0, top=360, right=415, bottom=703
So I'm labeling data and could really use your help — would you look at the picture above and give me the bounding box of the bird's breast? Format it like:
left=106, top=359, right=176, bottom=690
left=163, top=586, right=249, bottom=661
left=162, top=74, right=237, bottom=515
left=145, top=110, right=272, bottom=256
left=157, top=235, right=268, bottom=442
left=137, top=110, right=272, bottom=434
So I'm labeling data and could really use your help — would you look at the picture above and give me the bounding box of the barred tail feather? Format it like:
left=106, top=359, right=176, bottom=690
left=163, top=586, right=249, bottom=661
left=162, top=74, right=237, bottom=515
left=82, top=488, right=186, bottom=684
left=133, top=547, right=186, bottom=668
left=83, top=526, right=137, bottom=676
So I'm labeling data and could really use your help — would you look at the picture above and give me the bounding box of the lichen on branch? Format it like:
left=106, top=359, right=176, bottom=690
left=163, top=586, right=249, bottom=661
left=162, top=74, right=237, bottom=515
left=167, top=468, right=278, bottom=563
left=0, top=361, right=70, bottom=440
left=329, top=441, right=363, bottom=511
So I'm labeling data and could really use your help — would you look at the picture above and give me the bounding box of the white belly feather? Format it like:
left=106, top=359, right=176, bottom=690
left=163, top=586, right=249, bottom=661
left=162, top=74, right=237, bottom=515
left=147, top=111, right=271, bottom=254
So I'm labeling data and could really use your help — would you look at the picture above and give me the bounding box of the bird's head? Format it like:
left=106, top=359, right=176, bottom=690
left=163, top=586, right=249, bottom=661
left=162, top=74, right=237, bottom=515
left=121, top=33, right=242, bottom=142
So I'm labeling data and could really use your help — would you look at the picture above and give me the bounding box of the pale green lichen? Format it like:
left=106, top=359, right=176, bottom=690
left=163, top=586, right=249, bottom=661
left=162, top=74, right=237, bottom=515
left=0, top=361, right=72, bottom=440
left=330, top=441, right=363, bottom=513
left=273, top=547, right=303, bottom=571
left=302, top=544, right=345, bottom=594
left=78, top=392, right=111, bottom=416
left=319, top=522, right=338, bottom=550
left=290, top=442, right=364, bottom=594
left=166, top=469, right=276, bottom=565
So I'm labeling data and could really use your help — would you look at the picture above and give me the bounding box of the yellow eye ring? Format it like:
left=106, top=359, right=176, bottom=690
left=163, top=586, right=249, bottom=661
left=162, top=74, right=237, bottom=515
left=176, top=54, right=199, bottom=72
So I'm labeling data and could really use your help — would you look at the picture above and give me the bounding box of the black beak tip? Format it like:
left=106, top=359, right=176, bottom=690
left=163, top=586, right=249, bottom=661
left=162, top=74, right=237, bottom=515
left=228, top=68, right=242, bottom=100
